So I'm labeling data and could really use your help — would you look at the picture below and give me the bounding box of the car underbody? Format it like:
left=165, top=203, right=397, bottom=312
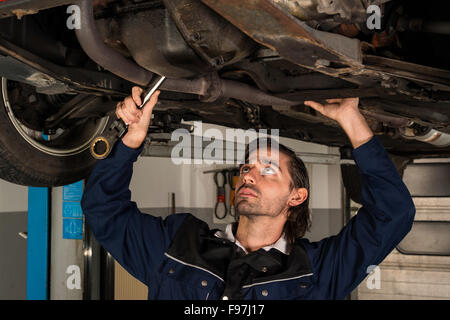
left=0, top=0, right=449, bottom=186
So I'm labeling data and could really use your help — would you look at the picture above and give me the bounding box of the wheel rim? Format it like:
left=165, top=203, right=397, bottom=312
left=1, top=77, right=109, bottom=157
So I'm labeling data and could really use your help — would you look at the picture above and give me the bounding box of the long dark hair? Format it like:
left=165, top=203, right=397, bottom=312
left=243, top=138, right=311, bottom=244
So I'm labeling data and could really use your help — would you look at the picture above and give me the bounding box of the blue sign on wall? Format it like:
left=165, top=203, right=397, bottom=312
left=62, top=218, right=83, bottom=240
left=63, top=181, right=84, bottom=202
left=62, top=202, right=83, bottom=219
left=62, top=180, right=84, bottom=240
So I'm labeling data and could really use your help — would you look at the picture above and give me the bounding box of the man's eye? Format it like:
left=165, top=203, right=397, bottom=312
left=261, top=167, right=276, bottom=175
left=241, top=165, right=250, bottom=174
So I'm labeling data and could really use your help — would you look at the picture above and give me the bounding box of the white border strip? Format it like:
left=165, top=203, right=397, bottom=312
left=165, top=252, right=314, bottom=290
left=164, top=252, right=225, bottom=282
left=242, top=273, right=314, bottom=289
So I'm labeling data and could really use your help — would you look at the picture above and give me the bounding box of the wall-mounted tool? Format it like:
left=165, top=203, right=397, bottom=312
left=214, top=170, right=228, bottom=220
left=228, top=169, right=240, bottom=218
left=90, top=76, right=166, bottom=159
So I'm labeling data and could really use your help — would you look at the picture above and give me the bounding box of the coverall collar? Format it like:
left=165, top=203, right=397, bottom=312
left=214, top=222, right=290, bottom=255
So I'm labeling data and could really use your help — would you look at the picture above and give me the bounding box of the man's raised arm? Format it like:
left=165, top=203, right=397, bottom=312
left=81, top=88, right=187, bottom=285
left=302, top=98, right=416, bottom=299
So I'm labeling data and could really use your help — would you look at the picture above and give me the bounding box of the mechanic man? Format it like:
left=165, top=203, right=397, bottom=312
left=81, top=87, right=416, bottom=299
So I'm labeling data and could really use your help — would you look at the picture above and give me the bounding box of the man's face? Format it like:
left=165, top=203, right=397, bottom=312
left=235, top=147, right=293, bottom=219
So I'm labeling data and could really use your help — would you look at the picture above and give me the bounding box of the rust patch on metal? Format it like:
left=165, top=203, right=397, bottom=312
left=202, top=0, right=315, bottom=43
left=12, top=9, right=38, bottom=20
left=201, top=0, right=364, bottom=82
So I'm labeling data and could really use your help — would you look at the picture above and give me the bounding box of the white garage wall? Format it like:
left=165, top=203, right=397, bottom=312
left=309, top=163, right=342, bottom=210
left=130, top=123, right=343, bottom=240
left=0, top=179, right=28, bottom=213
left=0, top=179, right=28, bottom=300
left=130, top=123, right=342, bottom=209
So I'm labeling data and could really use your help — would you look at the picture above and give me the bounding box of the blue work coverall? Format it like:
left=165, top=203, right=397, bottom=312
left=81, top=136, right=415, bottom=299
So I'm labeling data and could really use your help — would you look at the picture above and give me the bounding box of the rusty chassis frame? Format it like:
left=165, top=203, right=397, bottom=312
left=0, top=0, right=449, bottom=157
left=201, top=0, right=450, bottom=92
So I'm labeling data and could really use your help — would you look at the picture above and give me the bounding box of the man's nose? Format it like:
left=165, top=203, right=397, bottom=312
left=242, top=168, right=256, bottom=185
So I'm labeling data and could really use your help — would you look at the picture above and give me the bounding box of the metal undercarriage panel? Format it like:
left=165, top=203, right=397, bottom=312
left=0, top=0, right=448, bottom=159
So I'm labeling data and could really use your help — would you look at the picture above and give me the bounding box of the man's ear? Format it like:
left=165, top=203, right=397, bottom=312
left=288, top=188, right=308, bottom=207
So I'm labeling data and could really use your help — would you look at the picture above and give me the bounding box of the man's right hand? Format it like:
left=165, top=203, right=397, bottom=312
left=115, top=86, right=160, bottom=149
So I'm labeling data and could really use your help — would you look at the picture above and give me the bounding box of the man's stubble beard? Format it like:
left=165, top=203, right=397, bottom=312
left=235, top=195, right=289, bottom=219
left=235, top=199, right=260, bottom=217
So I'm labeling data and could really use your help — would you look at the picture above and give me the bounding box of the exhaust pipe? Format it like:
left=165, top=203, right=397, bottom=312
left=399, top=125, right=450, bottom=147
left=74, top=0, right=304, bottom=106
left=76, top=0, right=154, bottom=86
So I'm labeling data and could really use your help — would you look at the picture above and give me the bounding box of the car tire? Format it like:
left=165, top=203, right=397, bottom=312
left=0, top=78, right=112, bottom=187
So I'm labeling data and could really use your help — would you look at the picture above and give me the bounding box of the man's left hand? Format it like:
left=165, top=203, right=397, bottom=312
left=304, top=98, right=360, bottom=125
left=304, top=97, right=374, bottom=149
